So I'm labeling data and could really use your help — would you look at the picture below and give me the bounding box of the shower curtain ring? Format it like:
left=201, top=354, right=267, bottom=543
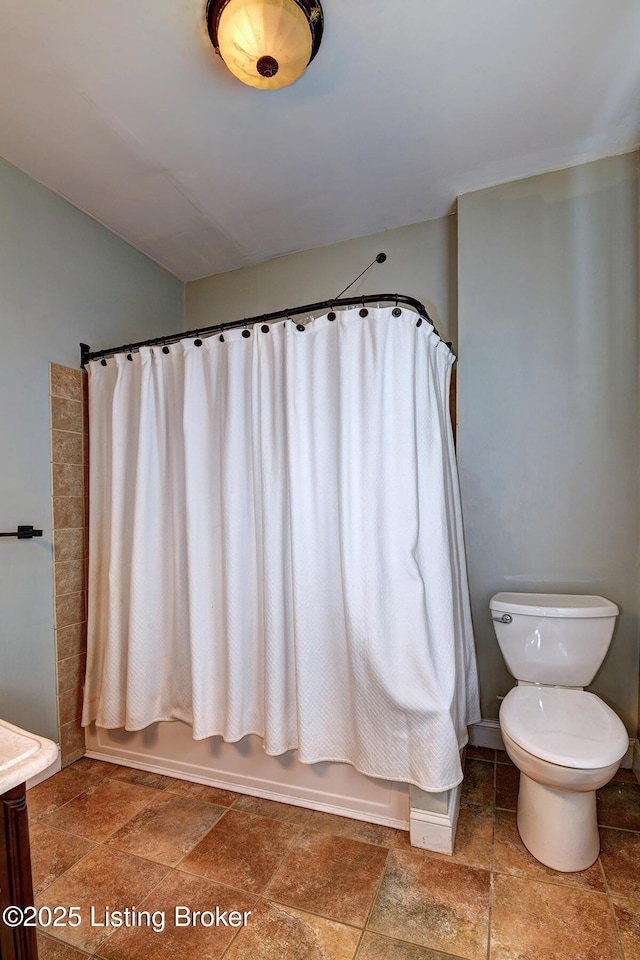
left=219, top=325, right=225, bottom=343
left=126, top=346, right=134, bottom=361
left=162, top=339, right=170, bottom=354
left=194, top=331, right=203, bottom=346
left=328, top=300, right=336, bottom=321
left=359, top=296, right=368, bottom=318
left=242, top=322, right=251, bottom=339
left=392, top=295, right=402, bottom=318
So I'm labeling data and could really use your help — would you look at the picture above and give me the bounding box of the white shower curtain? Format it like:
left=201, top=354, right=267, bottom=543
left=83, top=306, right=480, bottom=792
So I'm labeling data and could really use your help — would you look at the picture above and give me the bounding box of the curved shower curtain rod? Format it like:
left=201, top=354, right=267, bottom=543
left=79, top=254, right=442, bottom=367
left=80, top=294, right=439, bottom=367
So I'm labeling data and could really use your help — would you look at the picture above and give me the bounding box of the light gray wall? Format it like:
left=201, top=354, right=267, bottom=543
left=457, top=153, right=640, bottom=732
left=0, top=158, right=183, bottom=743
left=186, top=217, right=458, bottom=348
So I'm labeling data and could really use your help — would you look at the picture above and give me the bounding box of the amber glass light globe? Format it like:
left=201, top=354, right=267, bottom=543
left=216, top=0, right=313, bottom=90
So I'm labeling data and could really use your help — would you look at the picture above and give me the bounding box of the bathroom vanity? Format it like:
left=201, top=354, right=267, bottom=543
left=0, top=720, right=58, bottom=960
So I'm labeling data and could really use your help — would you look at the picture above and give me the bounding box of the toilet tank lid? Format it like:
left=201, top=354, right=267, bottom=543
left=490, top=593, right=619, bottom=618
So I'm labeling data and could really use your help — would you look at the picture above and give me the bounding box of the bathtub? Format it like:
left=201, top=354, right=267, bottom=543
left=85, top=721, right=462, bottom=852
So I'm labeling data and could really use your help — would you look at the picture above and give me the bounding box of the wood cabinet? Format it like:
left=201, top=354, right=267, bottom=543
left=0, top=783, right=37, bottom=960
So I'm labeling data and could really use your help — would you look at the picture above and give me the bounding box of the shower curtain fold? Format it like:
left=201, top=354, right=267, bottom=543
left=82, top=306, right=480, bottom=792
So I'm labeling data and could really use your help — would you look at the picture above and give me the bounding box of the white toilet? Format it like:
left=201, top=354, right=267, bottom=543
left=490, top=592, right=628, bottom=872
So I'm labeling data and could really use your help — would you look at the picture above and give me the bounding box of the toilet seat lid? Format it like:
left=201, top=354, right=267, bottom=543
left=500, top=686, right=628, bottom=769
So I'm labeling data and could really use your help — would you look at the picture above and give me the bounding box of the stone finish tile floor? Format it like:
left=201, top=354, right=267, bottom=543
left=25, top=750, right=640, bottom=959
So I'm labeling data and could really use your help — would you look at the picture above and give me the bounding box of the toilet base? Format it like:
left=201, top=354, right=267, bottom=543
left=517, top=772, right=600, bottom=872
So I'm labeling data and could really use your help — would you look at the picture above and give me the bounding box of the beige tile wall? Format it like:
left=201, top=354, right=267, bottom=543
left=50, top=363, right=88, bottom=766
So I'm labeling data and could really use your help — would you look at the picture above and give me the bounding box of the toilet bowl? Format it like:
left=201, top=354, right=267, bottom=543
left=499, top=685, right=627, bottom=871
left=490, top=592, right=628, bottom=872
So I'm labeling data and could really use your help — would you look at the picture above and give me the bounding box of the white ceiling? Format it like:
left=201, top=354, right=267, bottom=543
left=1, top=1, right=639, bottom=281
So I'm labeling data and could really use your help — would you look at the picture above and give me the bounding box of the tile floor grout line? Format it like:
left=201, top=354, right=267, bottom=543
left=260, top=895, right=370, bottom=935
left=37, top=844, right=174, bottom=957
left=37, top=783, right=170, bottom=847
left=167, top=861, right=265, bottom=901
left=353, top=926, right=471, bottom=959
left=258, top=893, right=370, bottom=947
left=216, top=914, right=250, bottom=960
left=486, top=875, right=494, bottom=960
left=168, top=804, right=322, bottom=905
left=299, top=817, right=408, bottom=851
left=32, top=763, right=163, bottom=829
left=38, top=930, right=94, bottom=958
left=163, top=785, right=242, bottom=809
left=596, top=846, right=628, bottom=960
left=487, top=782, right=496, bottom=960
left=252, top=811, right=314, bottom=896
left=490, top=767, right=497, bottom=876
left=217, top=896, right=370, bottom=960
left=30, top=817, right=101, bottom=846
left=358, top=843, right=391, bottom=947
left=168, top=801, right=305, bottom=892
left=171, top=804, right=232, bottom=872
left=254, top=820, right=396, bottom=936
left=598, top=824, right=640, bottom=836
left=489, top=868, right=612, bottom=895
left=29, top=779, right=112, bottom=823
left=104, top=772, right=177, bottom=792
left=105, top=813, right=231, bottom=870
left=262, top=892, right=376, bottom=937
left=90, top=863, right=176, bottom=960
left=606, top=895, right=628, bottom=960
left=351, top=927, right=366, bottom=959
left=33, top=839, right=100, bottom=901
left=355, top=844, right=493, bottom=959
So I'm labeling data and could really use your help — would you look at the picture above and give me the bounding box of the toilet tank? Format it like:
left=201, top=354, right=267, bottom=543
left=489, top=593, right=619, bottom=687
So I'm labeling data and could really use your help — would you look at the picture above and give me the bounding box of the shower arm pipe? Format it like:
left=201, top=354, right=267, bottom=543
left=79, top=293, right=437, bottom=367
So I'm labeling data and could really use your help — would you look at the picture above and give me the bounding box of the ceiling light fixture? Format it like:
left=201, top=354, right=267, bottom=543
left=206, top=0, right=324, bottom=90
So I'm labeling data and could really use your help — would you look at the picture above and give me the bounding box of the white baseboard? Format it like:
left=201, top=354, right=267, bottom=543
left=622, top=739, right=636, bottom=770
left=409, top=781, right=462, bottom=855
left=469, top=719, right=504, bottom=751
